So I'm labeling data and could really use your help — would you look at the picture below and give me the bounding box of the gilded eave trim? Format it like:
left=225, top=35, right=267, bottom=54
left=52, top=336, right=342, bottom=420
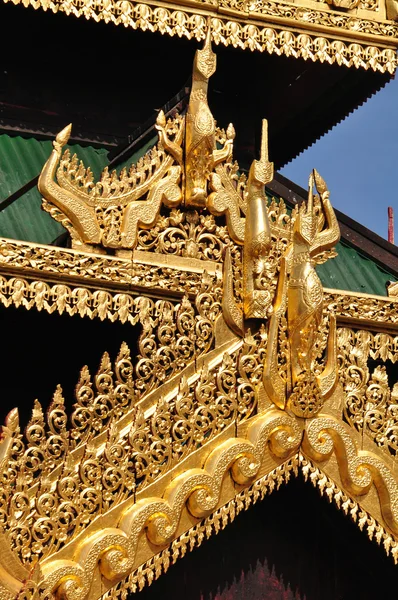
left=101, top=457, right=300, bottom=599
left=325, top=287, right=398, bottom=333
left=0, top=237, right=395, bottom=331
left=9, top=407, right=398, bottom=600
left=0, top=237, right=222, bottom=318
left=96, top=452, right=398, bottom=600
left=3, top=0, right=398, bottom=73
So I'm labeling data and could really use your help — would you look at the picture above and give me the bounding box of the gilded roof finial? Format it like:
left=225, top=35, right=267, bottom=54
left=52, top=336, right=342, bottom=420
left=307, top=170, right=314, bottom=214
left=195, top=24, right=216, bottom=81
left=185, top=23, right=217, bottom=207
left=263, top=168, right=340, bottom=418
left=243, top=119, right=274, bottom=319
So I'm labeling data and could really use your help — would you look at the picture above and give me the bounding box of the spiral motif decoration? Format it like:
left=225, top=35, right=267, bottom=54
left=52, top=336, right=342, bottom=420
left=38, top=409, right=300, bottom=600
left=303, top=416, right=398, bottom=535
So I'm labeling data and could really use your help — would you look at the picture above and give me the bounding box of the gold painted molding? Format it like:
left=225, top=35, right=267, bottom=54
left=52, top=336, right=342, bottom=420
left=0, top=240, right=397, bottom=330
left=3, top=393, right=398, bottom=600
left=300, top=453, right=398, bottom=561
left=325, top=288, right=398, bottom=332
left=3, top=0, right=398, bottom=73
left=76, top=458, right=300, bottom=600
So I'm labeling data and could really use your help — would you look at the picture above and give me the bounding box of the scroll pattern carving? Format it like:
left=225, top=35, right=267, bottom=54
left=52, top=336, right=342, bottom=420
left=303, top=415, right=398, bottom=540
left=136, top=209, right=229, bottom=262
left=237, top=0, right=389, bottom=29
left=0, top=275, right=138, bottom=323
left=2, top=243, right=398, bottom=330
left=0, top=239, right=132, bottom=284
left=102, top=457, right=299, bottom=599
left=134, top=291, right=221, bottom=399
left=0, top=402, right=302, bottom=590
left=129, top=344, right=261, bottom=492
left=1, top=27, right=398, bottom=600
left=300, top=454, right=398, bottom=562
left=13, top=567, right=55, bottom=600
left=3, top=339, right=252, bottom=565
left=338, top=328, right=398, bottom=457
left=360, top=0, right=379, bottom=8
left=36, top=409, right=302, bottom=600
left=0, top=269, right=224, bottom=567
left=1, top=308, right=398, bottom=596
left=1, top=346, right=136, bottom=564
left=325, top=292, right=398, bottom=327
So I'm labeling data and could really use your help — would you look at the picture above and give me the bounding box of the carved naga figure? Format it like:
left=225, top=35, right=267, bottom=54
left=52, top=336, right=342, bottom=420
left=221, top=119, right=275, bottom=335
left=243, top=120, right=274, bottom=319
left=288, top=170, right=336, bottom=386
left=264, top=170, right=341, bottom=417
left=38, top=113, right=183, bottom=253
left=185, top=27, right=234, bottom=207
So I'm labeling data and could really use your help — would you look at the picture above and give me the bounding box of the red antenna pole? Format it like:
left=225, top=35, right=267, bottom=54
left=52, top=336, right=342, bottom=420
left=388, top=207, right=394, bottom=244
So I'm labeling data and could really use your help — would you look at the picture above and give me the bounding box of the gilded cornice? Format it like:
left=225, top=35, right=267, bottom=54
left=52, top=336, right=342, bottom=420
left=0, top=241, right=397, bottom=330
left=0, top=35, right=398, bottom=600
left=3, top=0, right=398, bottom=73
left=0, top=244, right=398, bottom=333
left=325, top=288, right=398, bottom=332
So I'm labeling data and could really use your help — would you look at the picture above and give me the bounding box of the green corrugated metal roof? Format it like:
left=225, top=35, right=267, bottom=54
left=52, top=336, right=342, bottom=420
left=0, top=133, right=395, bottom=296
left=317, top=242, right=395, bottom=295
left=0, top=135, right=108, bottom=245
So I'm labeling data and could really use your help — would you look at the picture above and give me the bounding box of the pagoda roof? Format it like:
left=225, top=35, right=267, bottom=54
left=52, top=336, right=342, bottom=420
left=0, top=39, right=398, bottom=594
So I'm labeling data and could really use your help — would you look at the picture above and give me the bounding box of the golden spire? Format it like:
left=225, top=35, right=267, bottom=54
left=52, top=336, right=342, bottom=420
left=243, top=119, right=274, bottom=318
left=185, top=26, right=217, bottom=207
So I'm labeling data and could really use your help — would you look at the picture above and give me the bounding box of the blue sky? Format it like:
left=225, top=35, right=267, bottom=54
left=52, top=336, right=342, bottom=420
left=280, top=74, right=398, bottom=242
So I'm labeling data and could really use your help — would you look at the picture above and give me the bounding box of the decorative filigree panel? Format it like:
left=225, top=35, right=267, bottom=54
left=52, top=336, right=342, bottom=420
left=0, top=273, right=222, bottom=326
left=338, top=327, right=398, bottom=456
left=1, top=348, right=138, bottom=564
left=2, top=331, right=257, bottom=568
left=0, top=239, right=133, bottom=285
left=0, top=239, right=221, bottom=300
left=325, top=290, right=398, bottom=330
left=133, top=292, right=222, bottom=397
left=136, top=209, right=229, bottom=262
